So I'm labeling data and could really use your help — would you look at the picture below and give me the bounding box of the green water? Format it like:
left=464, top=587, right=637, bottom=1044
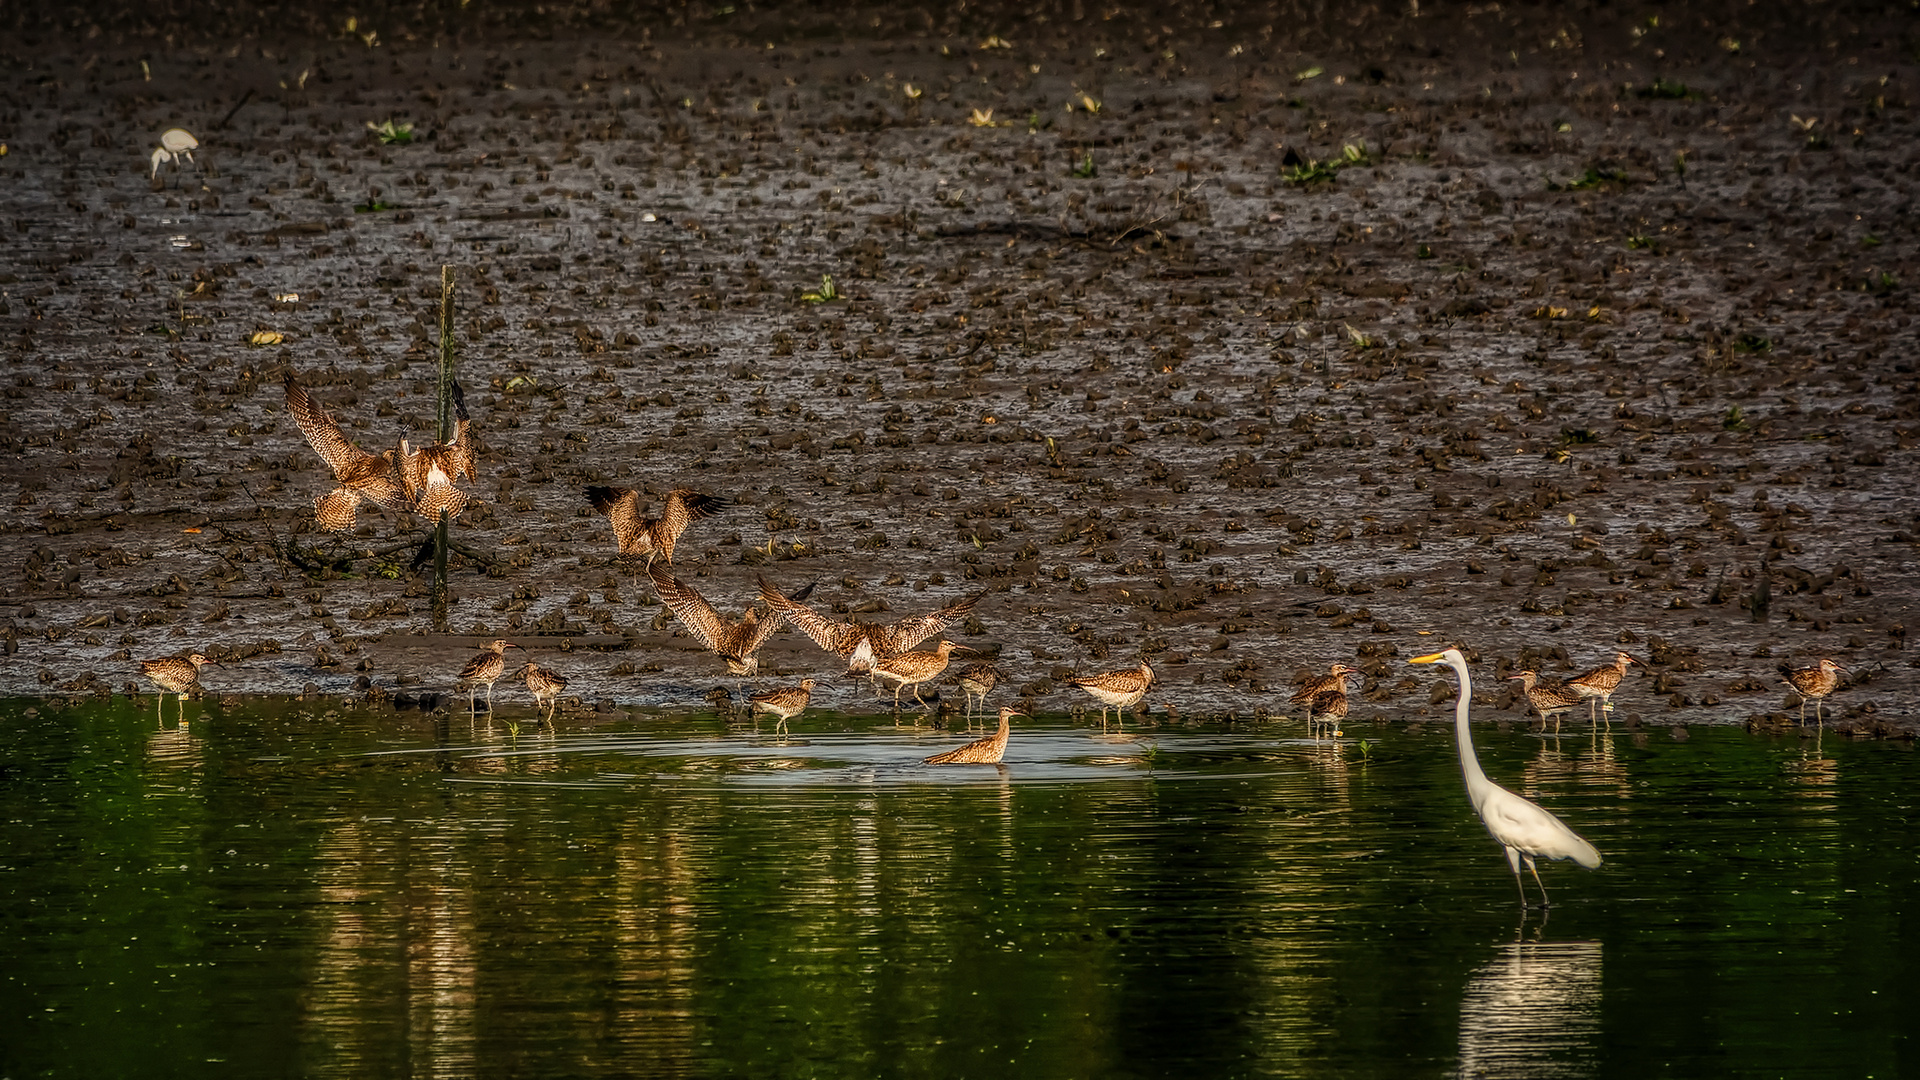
left=1, top=698, right=1912, bottom=1079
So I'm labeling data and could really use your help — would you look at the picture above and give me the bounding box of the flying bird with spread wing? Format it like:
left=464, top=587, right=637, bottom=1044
left=758, top=577, right=984, bottom=676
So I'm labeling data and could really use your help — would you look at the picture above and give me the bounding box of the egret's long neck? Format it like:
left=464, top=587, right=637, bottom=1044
left=1451, top=656, right=1492, bottom=794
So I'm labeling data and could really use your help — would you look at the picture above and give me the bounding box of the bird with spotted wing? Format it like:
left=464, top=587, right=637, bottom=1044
left=586, top=487, right=732, bottom=566
left=759, top=577, right=984, bottom=676
left=649, top=566, right=782, bottom=679
left=400, top=380, right=476, bottom=520
left=284, top=371, right=406, bottom=531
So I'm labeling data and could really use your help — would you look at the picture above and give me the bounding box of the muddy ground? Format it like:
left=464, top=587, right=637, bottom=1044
left=1, top=0, right=1916, bottom=734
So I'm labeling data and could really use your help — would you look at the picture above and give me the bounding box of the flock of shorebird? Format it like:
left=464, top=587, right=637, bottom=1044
left=133, top=370, right=1854, bottom=781
left=134, top=369, right=1162, bottom=765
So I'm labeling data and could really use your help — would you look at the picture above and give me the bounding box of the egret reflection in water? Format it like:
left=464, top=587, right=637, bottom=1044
left=1456, top=938, right=1603, bottom=1079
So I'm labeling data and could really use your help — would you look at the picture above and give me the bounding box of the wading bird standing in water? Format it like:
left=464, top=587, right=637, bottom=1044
left=925, top=706, right=1024, bottom=765
left=1065, top=659, right=1155, bottom=727
left=1413, top=647, right=1602, bottom=908
left=1566, top=652, right=1641, bottom=721
left=521, top=663, right=568, bottom=726
left=1779, top=658, right=1848, bottom=726
left=459, top=639, right=521, bottom=714
left=750, top=679, right=817, bottom=736
left=140, top=652, right=215, bottom=721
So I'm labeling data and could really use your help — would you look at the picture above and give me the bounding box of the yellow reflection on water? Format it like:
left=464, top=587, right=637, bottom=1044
left=1457, top=936, right=1603, bottom=1079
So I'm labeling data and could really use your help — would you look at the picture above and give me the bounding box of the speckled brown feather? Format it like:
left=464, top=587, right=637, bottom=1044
left=140, top=652, right=211, bottom=696
left=1508, top=671, right=1584, bottom=730
left=1306, top=688, right=1349, bottom=730
left=521, top=662, right=568, bottom=724
left=1290, top=663, right=1359, bottom=706
left=459, top=639, right=520, bottom=711
left=924, top=707, right=1022, bottom=765
left=759, top=578, right=983, bottom=672
left=1566, top=652, right=1639, bottom=718
left=750, top=678, right=816, bottom=733
left=952, top=661, right=1000, bottom=721
left=284, top=372, right=405, bottom=530
left=1066, top=660, right=1155, bottom=722
left=649, top=566, right=780, bottom=677
left=586, top=487, right=731, bottom=564
left=1779, top=658, right=1847, bottom=724
left=869, top=639, right=970, bottom=708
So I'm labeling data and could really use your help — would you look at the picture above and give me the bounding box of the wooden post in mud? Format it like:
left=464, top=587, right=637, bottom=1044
left=431, top=265, right=455, bottom=631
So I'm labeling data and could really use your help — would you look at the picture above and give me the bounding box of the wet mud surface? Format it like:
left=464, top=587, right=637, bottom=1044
left=1, top=0, right=1915, bottom=734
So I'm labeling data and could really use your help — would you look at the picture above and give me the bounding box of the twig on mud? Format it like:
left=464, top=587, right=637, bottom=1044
left=216, top=88, right=255, bottom=130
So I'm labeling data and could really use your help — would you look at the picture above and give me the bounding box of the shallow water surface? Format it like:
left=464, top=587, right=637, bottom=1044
left=1, top=698, right=1912, bottom=1078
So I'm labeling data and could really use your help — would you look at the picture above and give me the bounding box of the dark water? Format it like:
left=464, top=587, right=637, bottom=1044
left=1, top=698, right=1912, bottom=1079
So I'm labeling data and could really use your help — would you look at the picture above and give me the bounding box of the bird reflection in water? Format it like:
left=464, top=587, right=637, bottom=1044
left=1457, top=934, right=1603, bottom=1080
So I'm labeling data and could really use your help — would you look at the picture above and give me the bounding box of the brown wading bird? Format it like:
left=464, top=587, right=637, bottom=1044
left=1291, top=663, right=1359, bottom=729
left=1565, top=652, right=1641, bottom=720
left=952, top=661, right=1001, bottom=725
left=1779, top=658, right=1848, bottom=726
left=1307, top=688, right=1349, bottom=737
left=649, top=566, right=782, bottom=680
left=284, top=371, right=406, bottom=531
left=400, top=381, right=477, bottom=521
left=1066, top=659, right=1155, bottom=726
left=925, top=706, right=1025, bottom=765
left=750, top=678, right=817, bottom=735
left=870, top=640, right=972, bottom=710
left=585, top=486, right=732, bottom=566
left=1507, top=671, right=1584, bottom=734
left=141, top=652, right=213, bottom=697
left=759, top=577, right=984, bottom=676
left=459, top=639, right=521, bottom=714
left=521, top=662, right=568, bottom=726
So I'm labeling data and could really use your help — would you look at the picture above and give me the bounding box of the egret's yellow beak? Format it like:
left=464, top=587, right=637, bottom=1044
left=1409, top=652, right=1446, bottom=664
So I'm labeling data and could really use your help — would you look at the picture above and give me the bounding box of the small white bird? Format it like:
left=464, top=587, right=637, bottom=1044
left=1412, top=647, right=1602, bottom=907
left=150, top=127, right=200, bottom=179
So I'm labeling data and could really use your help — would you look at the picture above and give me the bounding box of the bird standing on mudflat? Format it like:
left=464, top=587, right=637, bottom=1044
left=284, top=371, right=407, bottom=531
left=870, top=640, right=972, bottom=710
left=521, top=662, right=568, bottom=726
left=925, top=706, right=1025, bottom=765
left=648, top=566, right=782, bottom=679
left=459, top=639, right=521, bottom=714
left=1779, top=658, right=1848, bottom=726
left=1066, top=659, right=1155, bottom=727
left=586, top=486, right=731, bottom=566
left=759, top=577, right=984, bottom=676
left=1292, top=662, right=1358, bottom=729
left=1507, top=671, right=1585, bottom=734
left=750, top=678, right=817, bottom=735
left=1414, top=647, right=1602, bottom=908
left=1566, top=652, right=1641, bottom=720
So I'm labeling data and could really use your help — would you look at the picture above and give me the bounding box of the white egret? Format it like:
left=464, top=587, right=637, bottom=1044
left=150, top=127, right=199, bottom=179
left=1412, top=647, right=1602, bottom=907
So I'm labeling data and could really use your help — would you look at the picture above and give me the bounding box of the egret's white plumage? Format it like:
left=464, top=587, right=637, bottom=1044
left=1412, top=647, right=1602, bottom=907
